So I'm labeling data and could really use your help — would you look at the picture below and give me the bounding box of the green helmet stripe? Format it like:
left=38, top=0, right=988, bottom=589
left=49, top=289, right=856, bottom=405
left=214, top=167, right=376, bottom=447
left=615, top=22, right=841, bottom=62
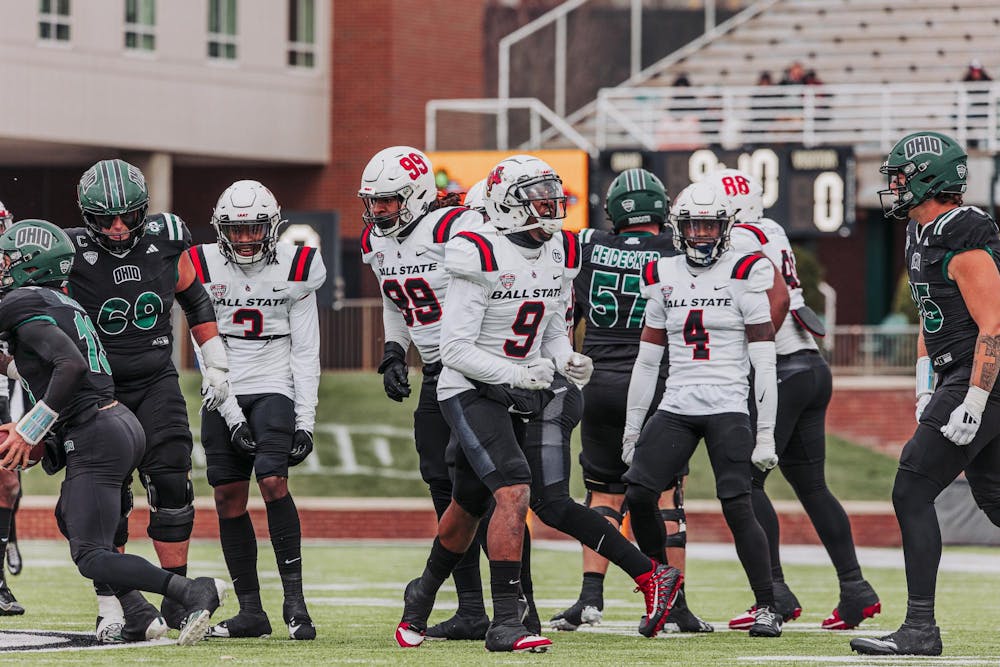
left=113, top=160, right=127, bottom=209
left=100, top=160, right=117, bottom=209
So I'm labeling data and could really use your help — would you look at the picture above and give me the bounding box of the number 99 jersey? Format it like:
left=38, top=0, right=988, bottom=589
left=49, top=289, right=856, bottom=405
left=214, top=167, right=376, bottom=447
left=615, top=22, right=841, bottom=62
left=187, top=241, right=326, bottom=399
left=66, top=214, right=190, bottom=384
left=361, top=206, right=491, bottom=364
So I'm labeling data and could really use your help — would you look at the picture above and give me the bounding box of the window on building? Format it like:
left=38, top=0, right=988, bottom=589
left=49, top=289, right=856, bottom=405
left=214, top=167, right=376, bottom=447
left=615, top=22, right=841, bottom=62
left=39, top=0, right=71, bottom=42
left=287, top=0, right=315, bottom=68
left=208, top=0, right=237, bottom=60
left=125, top=0, right=156, bottom=51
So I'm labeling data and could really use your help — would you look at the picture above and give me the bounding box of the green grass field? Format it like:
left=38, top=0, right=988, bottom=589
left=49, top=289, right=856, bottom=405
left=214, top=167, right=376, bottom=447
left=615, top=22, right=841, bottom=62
left=3, top=538, right=1000, bottom=665
left=20, top=371, right=900, bottom=502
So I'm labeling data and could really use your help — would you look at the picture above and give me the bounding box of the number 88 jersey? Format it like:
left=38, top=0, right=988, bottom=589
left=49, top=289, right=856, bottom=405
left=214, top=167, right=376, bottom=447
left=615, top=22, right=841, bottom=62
left=361, top=206, right=490, bottom=365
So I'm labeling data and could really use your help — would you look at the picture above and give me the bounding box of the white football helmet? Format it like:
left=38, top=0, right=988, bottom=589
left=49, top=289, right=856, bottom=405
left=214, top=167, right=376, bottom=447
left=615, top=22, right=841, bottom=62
left=463, top=179, right=488, bottom=214
left=211, top=180, right=283, bottom=265
left=483, top=155, right=567, bottom=235
left=358, top=146, right=437, bottom=237
left=670, top=182, right=736, bottom=266
left=706, top=168, right=763, bottom=223
left=0, top=201, right=12, bottom=234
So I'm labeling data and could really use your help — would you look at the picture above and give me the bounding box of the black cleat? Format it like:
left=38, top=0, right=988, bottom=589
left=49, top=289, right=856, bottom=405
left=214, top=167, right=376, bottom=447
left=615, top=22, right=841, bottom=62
left=5, top=541, right=21, bottom=576
left=773, top=581, right=802, bottom=622
left=851, top=622, right=942, bottom=656
left=394, top=577, right=436, bottom=648
left=519, top=592, right=541, bottom=636
left=662, top=588, right=713, bottom=633
left=635, top=563, right=683, bottom=638
left=283, top=599, right=316, bottom=640
left=748, top=605, right=783, bottom=638
left=0, top=581, right=24, bottom=616
left=178, top=578, right=228, bottom=647
left=549, top=598, right=603, bottom=631
left=160, top=596, right=188, bottom=631
left=425, top=612, right=490, bottom=640
left=484, top=620, right=551, bottom=653
left=121, top=600, right=168, bottom=642
left=209, top=610, right=272, bottom=638
left=823, top=579, right=881, bottom=630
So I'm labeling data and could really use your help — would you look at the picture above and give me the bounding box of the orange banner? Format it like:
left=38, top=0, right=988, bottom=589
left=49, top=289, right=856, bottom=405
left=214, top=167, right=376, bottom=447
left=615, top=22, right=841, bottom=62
left=428, top=150, right=590, bottom=232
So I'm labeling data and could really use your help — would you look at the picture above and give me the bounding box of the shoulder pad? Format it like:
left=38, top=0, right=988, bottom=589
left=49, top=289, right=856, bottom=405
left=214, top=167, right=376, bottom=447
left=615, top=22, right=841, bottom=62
left=64, top=227, right=90, bottom=248
left=0, top=288, right=51, bottom=334
left=445, top=231, right=500, bottom=286
left=360, top=224, right=376, bottom=256
left=638, top=258, right=664, bottom=300
left=929, top=207, right=999, bottom=252
left=145, top=213, right=190, bottom=246
left=731, top=254, right=773, bottom=292
left=578, top=227, right=609, bottom=246
left=560, top=230, right=581, bottom=270
left=432, top=206, right=484, bottom=244
left=188, top=245, right=211, bottom=284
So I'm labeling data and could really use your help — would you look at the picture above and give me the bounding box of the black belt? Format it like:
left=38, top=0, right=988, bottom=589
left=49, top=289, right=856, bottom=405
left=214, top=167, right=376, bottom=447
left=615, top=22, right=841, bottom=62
left=777, top=349, right=820, bottom=362
left=221, top=333, right=289, bottom=341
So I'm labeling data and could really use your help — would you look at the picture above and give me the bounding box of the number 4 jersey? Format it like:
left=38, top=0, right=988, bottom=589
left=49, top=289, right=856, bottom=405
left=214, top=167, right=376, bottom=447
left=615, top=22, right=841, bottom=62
left=66, top=214, right=190, bottom=384
left=641, top=251, right=773, bottom=415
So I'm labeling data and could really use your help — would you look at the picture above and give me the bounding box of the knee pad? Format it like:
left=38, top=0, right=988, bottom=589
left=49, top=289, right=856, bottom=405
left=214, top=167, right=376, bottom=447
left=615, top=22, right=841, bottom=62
left=625, top=483, right=659, bottom=514
left=719, top=493, right=754, bottom=527
left=584, top=491, right=625, bottom=523
left=452, top=475, right=492, bottom=518
left=530, top=494, right=574, bottom=530
left=968, top=483, right=1000, bottom=527
left=660, top=508, right=687, bottom=548
left=144, top=472, right=195, bottom=543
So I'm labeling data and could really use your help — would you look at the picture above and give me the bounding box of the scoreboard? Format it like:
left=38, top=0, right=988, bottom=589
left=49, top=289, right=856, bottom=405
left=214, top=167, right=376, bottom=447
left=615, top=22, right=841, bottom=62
left=590, top=147, right=856, bottom=238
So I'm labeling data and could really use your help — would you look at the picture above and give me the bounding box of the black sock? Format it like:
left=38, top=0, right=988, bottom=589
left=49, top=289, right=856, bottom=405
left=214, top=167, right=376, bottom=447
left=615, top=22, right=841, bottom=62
left=580, top=572, right=605, bottom=606
left=422, top=537, right=464, bottom=594
left=95, top=581, right=117, bottom=597
left=164, top=564, right=187, bottom=578
left=220, top=512, right=262, bottom=611
left=451, top=532, right=486, bottom=617
left=520, top=527, right=533, bottom=598
left=904, top=594, right=935, bottom=626
left=165, top=573, right=191, bottom=602
left=265, top=495, right=303, bottom=604
left=489, top=560, right=521, bottom=623
left=118, top=590, right=153, bottom=617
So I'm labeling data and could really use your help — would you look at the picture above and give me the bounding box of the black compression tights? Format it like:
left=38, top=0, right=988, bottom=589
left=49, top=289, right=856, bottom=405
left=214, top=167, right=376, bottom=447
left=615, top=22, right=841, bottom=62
left=892, top=469, right=945, bottom=600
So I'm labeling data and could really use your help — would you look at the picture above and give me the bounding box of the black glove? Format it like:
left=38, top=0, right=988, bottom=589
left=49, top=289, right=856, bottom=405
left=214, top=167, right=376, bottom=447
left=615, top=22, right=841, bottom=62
left=0, top=396, right=8, bottom=424
left=289, top=429, right=313, bottom=466
left=377, top=341, right=411, bottom=402
left=41, top=431, right=67, bottom=476
left=230, top=422, right=257, bottom=455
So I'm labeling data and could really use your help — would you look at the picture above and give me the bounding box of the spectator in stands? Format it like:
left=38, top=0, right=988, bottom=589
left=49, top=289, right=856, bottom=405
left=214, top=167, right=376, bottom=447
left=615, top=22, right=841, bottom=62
left=672, top=72, right=691, bottom=87
left=803, top=69, right=823, bottom=85
left=963, top=59, right=992, bottom=82
left=780, top=61, right=806, bottom=86
left=756, top=71, right=774, bottom=86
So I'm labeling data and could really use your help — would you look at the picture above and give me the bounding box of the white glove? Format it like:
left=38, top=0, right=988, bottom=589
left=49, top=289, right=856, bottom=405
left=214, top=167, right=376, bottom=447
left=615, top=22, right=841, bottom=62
left=751, top=431, right=778, bottom=471
left=201, top=367, right=231, bottom=412
left=915, top=393, right=932, bottom=422
left=511, top=358, right=555, bottom=390
left=622, top=430, right=639, bottom=466
left=941, top=386, right=989, bottom=446
left=563, top=353, right=594, bottom=387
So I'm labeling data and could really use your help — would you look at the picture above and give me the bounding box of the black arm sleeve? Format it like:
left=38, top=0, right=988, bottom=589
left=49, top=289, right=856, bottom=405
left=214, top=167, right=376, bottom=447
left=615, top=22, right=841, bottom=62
left=176, top=281, right=217, bottom=328
left=16, top=321, right=88, bottom=414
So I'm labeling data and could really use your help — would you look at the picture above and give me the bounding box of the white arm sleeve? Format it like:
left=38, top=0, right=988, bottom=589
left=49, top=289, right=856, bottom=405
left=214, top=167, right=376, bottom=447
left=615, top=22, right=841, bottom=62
left=626, top=340, right=664, bottom=436
left=748, top=340, right=778, bottom=436
left=382, top=296, right=411, bottom=349
left=439, top=276, right=519, bottom=386
left=290, top=291, right=321, bottom=433
left=541, top=309, right=574, bottom=372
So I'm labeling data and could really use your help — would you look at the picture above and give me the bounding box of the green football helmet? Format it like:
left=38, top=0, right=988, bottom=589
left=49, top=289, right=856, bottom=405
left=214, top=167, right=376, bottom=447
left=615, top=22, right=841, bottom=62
left=879, top=131, right=967, bottom=220
left=0, top=219, right=75, bottom=294
left=605, top=168, right=669, bottom=231
left=77, top=159, right=150, bottom=253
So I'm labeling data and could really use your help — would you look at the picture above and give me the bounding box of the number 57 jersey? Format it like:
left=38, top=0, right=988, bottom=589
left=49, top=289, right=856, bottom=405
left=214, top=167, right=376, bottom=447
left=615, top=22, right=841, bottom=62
left=188, top=241, right=326, bottom=398
left=640, top=252, right=773, bottom=415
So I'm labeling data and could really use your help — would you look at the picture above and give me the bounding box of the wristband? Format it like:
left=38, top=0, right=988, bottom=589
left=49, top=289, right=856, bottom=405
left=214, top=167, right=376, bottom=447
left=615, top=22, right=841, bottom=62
left=200, top=336, right=229, bottom=372
left=15, top=399, right=59, bottom=445
left=915, top=355, right=935, bottom=397
left=965, top=385, right=990, bottom=416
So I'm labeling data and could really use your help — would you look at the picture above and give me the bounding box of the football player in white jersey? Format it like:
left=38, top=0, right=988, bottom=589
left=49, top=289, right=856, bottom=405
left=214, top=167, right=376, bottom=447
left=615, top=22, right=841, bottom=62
left=714, top=169, right=881, bottom=631
left=395, top=155, right=681, bottom=653
left=0, top=202, right=22, bottom=616
left=360, top=147, right=493, bottom=640
left=189, top=180, right=325, bottom=641
left=622, top=181, right=784, bottom=638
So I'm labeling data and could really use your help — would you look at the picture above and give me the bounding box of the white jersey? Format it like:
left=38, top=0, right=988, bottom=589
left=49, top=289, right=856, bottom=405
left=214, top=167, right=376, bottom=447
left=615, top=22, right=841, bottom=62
left=361, top=206, right=490, bottom=365
left=437, top=229, right=582, bottom=400
left=190, top=242, right=326, bottom=432
left=730, top=218, right=818, bottom=355
left=641, top=251, right=773, bottom=415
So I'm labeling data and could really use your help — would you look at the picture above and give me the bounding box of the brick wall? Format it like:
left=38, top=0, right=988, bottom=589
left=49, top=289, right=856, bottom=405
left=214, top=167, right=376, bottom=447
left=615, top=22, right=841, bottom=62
left=826, top=377, right=914, bottom=457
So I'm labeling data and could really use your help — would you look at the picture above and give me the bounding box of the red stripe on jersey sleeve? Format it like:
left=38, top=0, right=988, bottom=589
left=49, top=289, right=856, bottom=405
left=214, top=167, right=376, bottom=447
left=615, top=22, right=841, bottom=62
left=642, top=260, right=659, bottom=287
left=456, top=232, right=498, bottom=271
left=361, top=225, right=374, bottom=254
left=188, top=246, right=208, bottom=283
left=731, top=254, right=765, bottom=280
left=433, top=207, right=468, bottom=244
left=734, top=223, right=768, bottom=245
left=562, top=230, right=580, bottom=269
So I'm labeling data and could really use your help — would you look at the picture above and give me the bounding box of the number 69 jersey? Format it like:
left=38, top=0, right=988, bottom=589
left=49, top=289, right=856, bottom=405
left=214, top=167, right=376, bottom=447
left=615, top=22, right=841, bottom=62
left=640, top=251, right=773, bottom=415
left=188, top=242, right=326, bottom=425
left=361, top=206, right=490, bottom=365
left=436, top=229, right=582, bottom=401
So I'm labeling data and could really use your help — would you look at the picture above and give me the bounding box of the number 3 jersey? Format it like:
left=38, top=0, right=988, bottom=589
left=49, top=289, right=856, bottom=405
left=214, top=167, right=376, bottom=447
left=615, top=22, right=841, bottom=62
left=640, top=251, right=773, bottom=415
left=66, top=213, right=190, bottom=385
left=188, top=242, right=326, bottom=431
left=436, top=229, right=582, bottom=401
left=730, top=218, right=818, bottom=355
left=905, top=206, right=1000, bottom=374
left=360, top=206, right=492, bottom=365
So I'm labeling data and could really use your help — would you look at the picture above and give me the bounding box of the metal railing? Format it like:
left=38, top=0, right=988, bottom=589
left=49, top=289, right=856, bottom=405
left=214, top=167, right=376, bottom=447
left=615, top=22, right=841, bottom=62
left=595, top=82, right=1000, bottom=152
left=314, top=301, right=919, bottom=375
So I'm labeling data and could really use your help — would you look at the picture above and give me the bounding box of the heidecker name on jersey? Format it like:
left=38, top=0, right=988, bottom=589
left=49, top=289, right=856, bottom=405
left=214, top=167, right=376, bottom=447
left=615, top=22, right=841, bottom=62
left=590, top=245, right=662, bottom=270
